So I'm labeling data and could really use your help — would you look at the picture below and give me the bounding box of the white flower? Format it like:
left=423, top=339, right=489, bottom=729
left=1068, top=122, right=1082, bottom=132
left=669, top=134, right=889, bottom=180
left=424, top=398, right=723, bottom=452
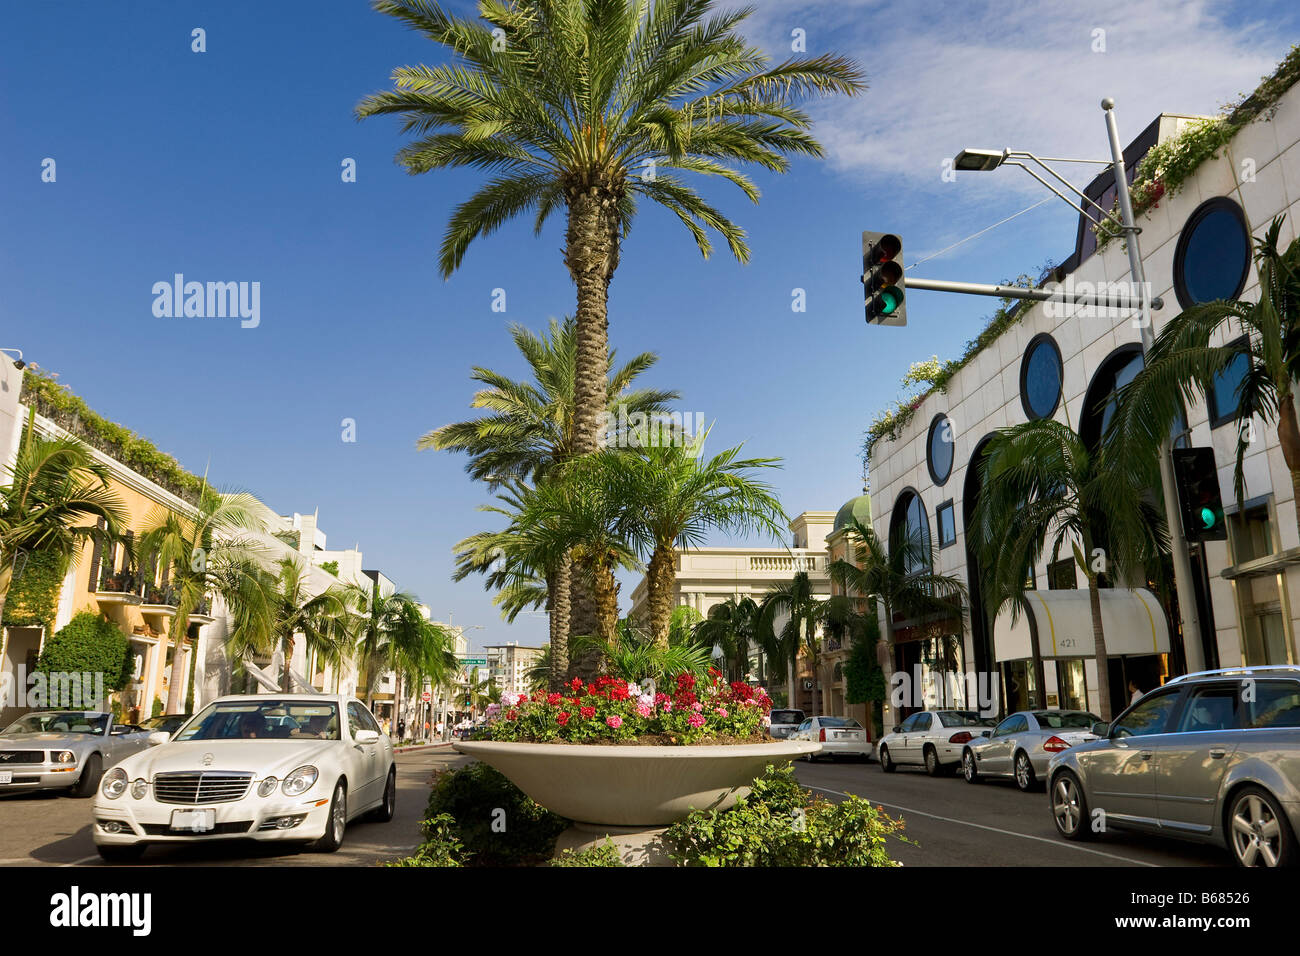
left=638, top=694, right=655, bottom=709
left=627, top=682, right=641, bottom=698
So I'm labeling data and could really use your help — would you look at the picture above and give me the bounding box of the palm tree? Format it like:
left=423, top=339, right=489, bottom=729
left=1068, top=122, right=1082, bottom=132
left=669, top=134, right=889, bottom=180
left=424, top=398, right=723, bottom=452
left=573, top=621, right=710, bottom=685
left=1106, top=216, right=1300, bottom=531
left=524, top=644, right=552, bottom=692
left=349, top=583, right=454, bottom=722
left=0, top=433, right=126, bottom=626
left=972, top=420, right=1165, bottom=721
left=428, top=317, right=677, bottom=688
left=137, top=491, right=274, bottom=713
left=358, top=0, right=864, bottom=462
left=828, top=517, right=967, bottom=701
left=757, top=571, right=823, bottom=714
left=264, top=558, right=354, bottom=693
left=600, top=432, right=786, bottom=647
left=693, top=596, right=760, bottom=682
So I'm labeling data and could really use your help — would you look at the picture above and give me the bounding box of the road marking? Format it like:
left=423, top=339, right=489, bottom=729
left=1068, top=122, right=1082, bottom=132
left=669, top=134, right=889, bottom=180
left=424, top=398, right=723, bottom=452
left=805, top=785, right=1161, bottom=867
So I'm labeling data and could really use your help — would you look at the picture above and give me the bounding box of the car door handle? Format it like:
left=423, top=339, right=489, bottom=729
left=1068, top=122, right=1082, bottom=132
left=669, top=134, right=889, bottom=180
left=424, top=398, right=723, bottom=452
left=1139, top=751, right=1153, bottom=760
left=1209, top=748, right=1227, bottom=759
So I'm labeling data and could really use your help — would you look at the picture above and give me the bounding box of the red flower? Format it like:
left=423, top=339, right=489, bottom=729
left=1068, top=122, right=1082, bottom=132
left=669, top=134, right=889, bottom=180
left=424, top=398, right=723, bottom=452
left=506, top=709, right=518, bottom=721
left=610, top=684, right=630, bottom=701
left=546, top=693, right=562, bottom=706
left=580, top=706, right=596, bottom=719
left=557, top=711, right=570, bottom=725
left=586, top=684, right=599, bottom=697
left=676, top=673, right=696, bottom=692
left=570, top=677, right=584, bottom=690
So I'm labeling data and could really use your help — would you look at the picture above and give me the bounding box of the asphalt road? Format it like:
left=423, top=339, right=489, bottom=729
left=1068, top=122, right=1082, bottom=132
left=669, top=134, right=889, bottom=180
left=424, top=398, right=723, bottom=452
left=0, top=746, right=468, bottom=867
left=793, top=755, right=1230, bottom=867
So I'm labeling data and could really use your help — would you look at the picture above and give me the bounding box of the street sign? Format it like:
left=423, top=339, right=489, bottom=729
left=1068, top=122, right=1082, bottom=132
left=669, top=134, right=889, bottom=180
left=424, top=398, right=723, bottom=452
left=459, top=657, right=487, bottom=667
left=421, top=691, right=431, bottom=703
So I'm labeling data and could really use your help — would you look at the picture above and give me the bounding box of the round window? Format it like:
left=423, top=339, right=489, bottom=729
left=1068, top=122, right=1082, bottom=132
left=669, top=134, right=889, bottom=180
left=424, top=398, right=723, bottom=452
left=1020, top=334, right=1063, bottom=420
left=927, top=414, right=954, bottom=486
left=1173, top=197, right=1251, bottom=310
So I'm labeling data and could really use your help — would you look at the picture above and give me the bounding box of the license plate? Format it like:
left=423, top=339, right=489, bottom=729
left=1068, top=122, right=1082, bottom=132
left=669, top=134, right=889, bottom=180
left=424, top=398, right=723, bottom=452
left=170, top=809, right=215, bottom=833
left=835, top=732, right=849, bottom=739
left=0, top=771, right=11, bottom=785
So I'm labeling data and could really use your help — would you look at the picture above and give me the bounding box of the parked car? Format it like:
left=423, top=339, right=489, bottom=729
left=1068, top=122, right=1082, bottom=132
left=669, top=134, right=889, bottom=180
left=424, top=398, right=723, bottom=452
left=138, top=714, right=192, bottom=736
left=789, top=716, right=872, bottom=761
left=0, top=711, right=151, bottom=798
left=91, top=694, right=396, bottom=861
left=963, top=710, right=1101, bottom=791
left=767, top=709, right=805, bottom=740
left=1048, top=666, right=1300, bottom=867
left=877, top=710, right=997, bottom=775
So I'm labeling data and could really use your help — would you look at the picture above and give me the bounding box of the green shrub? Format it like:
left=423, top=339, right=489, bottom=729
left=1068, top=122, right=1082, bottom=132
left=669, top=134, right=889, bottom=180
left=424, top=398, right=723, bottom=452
left=386, top=814, right=464, bottom=867
left=152, top=697, right=164, bottom=717
left=35, top=612, right=132, bottom=693
left=423, top=762, right=567, bottom=866
left=664, top=764, right=905, bottom=867
left=549, top=840, right=625, bottom=867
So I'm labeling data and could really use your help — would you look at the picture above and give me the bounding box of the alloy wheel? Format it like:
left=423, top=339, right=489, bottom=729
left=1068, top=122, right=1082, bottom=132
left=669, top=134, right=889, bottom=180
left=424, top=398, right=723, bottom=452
left=1232, top=793, right=1282, bottom=867
left=1053, top=777, right=1081, bottom=835
left=1016, top=754, right=1032, bottom=790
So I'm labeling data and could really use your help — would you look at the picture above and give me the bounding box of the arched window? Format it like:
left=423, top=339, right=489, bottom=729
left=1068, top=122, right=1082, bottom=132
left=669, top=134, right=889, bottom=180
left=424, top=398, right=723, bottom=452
left=1020, top=333, right=1063, bottom=421
left=890, top=489, right=932, bottom=576
left=1173, top=197, right=1251, bottom=310
left=927, top=414, right=955, bottom=486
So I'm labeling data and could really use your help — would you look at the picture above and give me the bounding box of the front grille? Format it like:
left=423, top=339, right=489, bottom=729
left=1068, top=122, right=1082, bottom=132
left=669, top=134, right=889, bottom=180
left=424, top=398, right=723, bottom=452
left=0, top=751, right=46, bottom=764
left=140, top=821, right=253, bottom=836
left=153, top=771, right=253, bottom=805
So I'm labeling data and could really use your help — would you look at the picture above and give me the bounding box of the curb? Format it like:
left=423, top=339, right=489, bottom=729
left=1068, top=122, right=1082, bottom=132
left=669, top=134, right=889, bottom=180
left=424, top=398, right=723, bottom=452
left=393, top=741, right=457, bottom=754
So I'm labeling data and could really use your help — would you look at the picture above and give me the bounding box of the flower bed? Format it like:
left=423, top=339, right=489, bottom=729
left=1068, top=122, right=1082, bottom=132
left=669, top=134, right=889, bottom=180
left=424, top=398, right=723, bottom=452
left=479, top=671, right=775, bottom=745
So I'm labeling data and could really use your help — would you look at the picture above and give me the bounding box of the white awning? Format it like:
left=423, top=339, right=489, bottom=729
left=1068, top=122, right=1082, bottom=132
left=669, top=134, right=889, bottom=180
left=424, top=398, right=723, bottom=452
left=993, top=588, right=1169, bottom=662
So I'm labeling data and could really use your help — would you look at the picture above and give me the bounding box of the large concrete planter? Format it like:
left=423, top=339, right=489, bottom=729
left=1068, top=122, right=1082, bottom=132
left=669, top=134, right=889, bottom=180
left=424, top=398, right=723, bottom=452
left=453, top=739, right=821, bottom=826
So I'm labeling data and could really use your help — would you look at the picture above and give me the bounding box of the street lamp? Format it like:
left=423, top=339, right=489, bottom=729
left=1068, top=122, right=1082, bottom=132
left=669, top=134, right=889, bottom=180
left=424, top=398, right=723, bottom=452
left=952, top=101, right=1205, bottom=673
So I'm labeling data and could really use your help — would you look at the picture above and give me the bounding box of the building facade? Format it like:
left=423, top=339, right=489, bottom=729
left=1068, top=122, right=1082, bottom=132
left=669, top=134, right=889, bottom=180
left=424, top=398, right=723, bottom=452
left=866, top=77, right=1300, bottom=729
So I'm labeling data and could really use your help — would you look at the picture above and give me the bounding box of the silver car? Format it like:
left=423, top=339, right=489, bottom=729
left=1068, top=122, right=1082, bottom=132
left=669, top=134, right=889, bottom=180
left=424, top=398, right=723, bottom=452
left=1048, top=666, right=1300, bottom=867
left=962, top=710, right=1100, bottom=791
left=878, top=710, right=997, bottom=775
left=789, top=716, right=872, bottom=761
left=767, top=709, right=805, bottom=740
left=0, top=711, right=151, bottom=797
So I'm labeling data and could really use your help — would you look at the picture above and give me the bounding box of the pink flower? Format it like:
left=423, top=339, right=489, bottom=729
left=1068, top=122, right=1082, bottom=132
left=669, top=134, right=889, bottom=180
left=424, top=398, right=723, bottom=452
left=636, top=704, right=653, bottom=718
left=715, top=708, right=728, bottom=718
left=662, top=700, right=673, bottom=712
left=688, top=714, right=705, bottom=728
left=691, top=702, right=703, bottom=713
left=606, top=715, right=623, bottom=729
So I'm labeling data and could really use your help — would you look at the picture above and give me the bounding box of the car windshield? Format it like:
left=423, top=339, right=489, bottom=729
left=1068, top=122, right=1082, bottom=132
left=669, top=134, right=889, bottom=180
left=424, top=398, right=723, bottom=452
left=936, top=711, right=990, bottom=728
left=176, top=701, right=341, bottom=741
left=770, top=711, right=804, bottom=724
left=818, top=717, right=861, bottom=728
left=143, top=715, right=189, bottom=733
left=2, top=712, right=108, bottom=736
left=1031, top=711, right=1100, bottom=729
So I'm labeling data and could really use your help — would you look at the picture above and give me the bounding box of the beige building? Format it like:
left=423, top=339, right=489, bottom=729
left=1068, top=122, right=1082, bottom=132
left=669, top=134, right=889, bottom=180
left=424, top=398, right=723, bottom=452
left=485, top=642, right=546, bottom=696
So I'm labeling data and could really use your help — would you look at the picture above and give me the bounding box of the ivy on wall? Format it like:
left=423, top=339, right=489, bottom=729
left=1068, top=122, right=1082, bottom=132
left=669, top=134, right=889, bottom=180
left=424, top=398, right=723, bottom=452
left=2, top=550, right=68, bottom=633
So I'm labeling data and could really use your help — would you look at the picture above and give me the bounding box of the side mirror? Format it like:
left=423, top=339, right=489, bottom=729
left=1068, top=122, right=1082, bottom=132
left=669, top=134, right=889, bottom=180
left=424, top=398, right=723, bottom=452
left=981, top=730, right=991, bottom=738
left=892, top=726, right=901, bottom=734
left=111, top=725, right=131, bottom=736
left=1091, top=722, right=1110, bottom=738
left=354, top=729, right=380, bottom=745
left=147, top=731, right=171, bottom=746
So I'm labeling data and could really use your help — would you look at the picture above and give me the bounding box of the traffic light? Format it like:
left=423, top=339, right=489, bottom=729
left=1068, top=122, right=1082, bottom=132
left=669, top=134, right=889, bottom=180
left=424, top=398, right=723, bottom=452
left=1172, top=447, right=1227, bottom=541
left=863, top=231, right=906, bottom=326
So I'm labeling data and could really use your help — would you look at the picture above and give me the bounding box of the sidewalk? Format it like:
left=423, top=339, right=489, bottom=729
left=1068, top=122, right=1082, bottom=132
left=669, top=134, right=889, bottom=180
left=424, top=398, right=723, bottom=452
left=392, top=739, right=457, bottom=754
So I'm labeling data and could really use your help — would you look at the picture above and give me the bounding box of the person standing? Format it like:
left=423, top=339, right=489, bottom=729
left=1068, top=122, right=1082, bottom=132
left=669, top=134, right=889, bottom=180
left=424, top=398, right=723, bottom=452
left=1128, top=679, right=1143, bottom=705
left=398, top=717, right=406, bottom=739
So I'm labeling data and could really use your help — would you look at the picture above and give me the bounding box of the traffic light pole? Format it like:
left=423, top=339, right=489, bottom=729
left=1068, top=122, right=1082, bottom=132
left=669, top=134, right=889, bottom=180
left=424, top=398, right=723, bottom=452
left=1101, top=97, right=1205, bottom=673
left=901, top=275, right=1164, bottom=312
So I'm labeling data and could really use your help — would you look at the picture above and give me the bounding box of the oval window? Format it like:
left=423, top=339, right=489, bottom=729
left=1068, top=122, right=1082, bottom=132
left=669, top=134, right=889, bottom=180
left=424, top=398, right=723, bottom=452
left=927, top=414, right=954, bottom=486
left=1020, top=334, right=1063, bottom=420
left=1173, top=197, right=1251, bottom=310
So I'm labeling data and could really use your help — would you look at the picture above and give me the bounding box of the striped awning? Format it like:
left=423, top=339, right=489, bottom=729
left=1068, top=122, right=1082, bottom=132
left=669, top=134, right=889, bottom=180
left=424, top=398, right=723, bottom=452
left=993, top=588, right=1169, bottom=662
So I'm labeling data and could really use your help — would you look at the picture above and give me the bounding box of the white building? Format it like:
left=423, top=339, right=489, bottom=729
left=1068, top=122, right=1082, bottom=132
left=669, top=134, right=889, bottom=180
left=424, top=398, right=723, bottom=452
left=484, top=642, right=546, bottom=696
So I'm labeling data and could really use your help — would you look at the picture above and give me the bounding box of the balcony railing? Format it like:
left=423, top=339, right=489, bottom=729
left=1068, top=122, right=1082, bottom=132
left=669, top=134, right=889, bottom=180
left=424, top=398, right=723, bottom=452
left=748, top=554, right=823, bottom=573
left=97, top=568, right=143, bottom=595
left=142, top=584, right=180, bottom=607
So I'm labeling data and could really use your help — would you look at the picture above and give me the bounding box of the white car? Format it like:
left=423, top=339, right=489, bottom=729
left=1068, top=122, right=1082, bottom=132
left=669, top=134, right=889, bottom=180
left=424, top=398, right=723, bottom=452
left=789, top=716, right=872, bottom=761
left=92, top=694, right=396, bottom=862
left=877, top=710, right=998, bottom=776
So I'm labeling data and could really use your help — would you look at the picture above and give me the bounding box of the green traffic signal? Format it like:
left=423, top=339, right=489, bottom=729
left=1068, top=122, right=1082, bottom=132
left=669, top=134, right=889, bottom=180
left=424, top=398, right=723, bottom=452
left=1201, top=506, right=1217, bottom=529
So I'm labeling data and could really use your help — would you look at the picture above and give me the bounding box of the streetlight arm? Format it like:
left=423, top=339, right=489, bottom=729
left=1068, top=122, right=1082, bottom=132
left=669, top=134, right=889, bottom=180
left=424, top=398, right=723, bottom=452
left=1002, top=156, right=1125, bottom=229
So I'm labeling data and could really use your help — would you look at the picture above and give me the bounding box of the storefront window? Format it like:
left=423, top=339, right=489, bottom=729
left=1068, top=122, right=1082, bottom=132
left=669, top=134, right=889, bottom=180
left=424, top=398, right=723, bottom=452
left=1056, top=659, right=1088, bottom=712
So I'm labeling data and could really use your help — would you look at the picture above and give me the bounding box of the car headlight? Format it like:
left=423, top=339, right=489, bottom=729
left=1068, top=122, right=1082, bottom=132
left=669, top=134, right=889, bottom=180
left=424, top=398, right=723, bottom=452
left=102, top=768, right=128, bottom=799
left=55, top=751, right=75, bottom=764
left=257, top=777, right=279, bottom=798
left=282, top=766, right=318, bottom=796
left=130, top=779, right=148, bottom=800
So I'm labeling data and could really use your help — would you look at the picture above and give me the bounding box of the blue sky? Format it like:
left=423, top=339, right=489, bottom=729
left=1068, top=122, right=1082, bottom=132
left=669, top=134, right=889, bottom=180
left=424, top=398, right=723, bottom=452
left=3, top=0, right=1297, bottom=651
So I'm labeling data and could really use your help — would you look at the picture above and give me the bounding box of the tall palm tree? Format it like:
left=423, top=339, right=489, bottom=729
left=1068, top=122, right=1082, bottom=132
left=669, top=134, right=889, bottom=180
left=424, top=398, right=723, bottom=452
left=597, top=431, right=786, bottom=647
left=0, top=433, right=126, bottom=626
left=972, top=420, right=1165, bottom=721
left=428, top=317, right=677, bottom=688
left=1106, top=216, right=1300, bottom=531
left=137, top=491, right=274, bottom=713
left=828, top=517, right=967, bottom=697
left=757, top=571, right=823, bottom=714
left=358, top=0, right=864, bottom=461
left=264, top=558, right=354, bottom=693
left=693, top=596, right=760, bottom=682
left=349, top=584, right=453, bottom=718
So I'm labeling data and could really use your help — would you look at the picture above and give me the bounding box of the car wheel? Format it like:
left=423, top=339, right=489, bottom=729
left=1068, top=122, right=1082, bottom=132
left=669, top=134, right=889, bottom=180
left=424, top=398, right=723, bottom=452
left=1228, top=786, right=1296, bottom=868
left=879, top=744, right=895, bottom=773
left=373, top=767, right=396, bottom=823
left=962, top=749, right=980, bottom=784
left=1014, top=751, right=1037, bottom=792
left=71, top=754, right=102, bottom=799
left=924, top=745, right=943, bottom=777
left=310, top=781, right=348, bottom=853
left=96, top=843, right=145, bottom=863
left=1052, top=771, right=1092, bottom=841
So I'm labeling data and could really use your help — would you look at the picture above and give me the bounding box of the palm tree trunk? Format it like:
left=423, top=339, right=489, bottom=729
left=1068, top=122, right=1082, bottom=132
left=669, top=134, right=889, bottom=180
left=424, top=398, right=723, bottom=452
left=1276, top=394, right=1300, bottom=539
left=593, top=566, right=620, bottom=647
left=548, top=558, right=571, bottom=691
left=1029, top=602, right=1046, bottom=710
left=281, top=631, right=295, bottom=693
left=569, top=564, right=601, bottom=681
left=563, top=184, right=620, bottom=456
left=164, top=607, right=192, bottom=714
left=1087, top=578, right=1112, bottom=721
left=645, top=545, right=676, bottom=649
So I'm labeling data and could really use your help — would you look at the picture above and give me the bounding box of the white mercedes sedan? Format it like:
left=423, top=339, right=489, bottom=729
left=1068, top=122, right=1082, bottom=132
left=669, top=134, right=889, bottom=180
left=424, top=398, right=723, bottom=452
left=92, top=694, right=396, bottom=862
